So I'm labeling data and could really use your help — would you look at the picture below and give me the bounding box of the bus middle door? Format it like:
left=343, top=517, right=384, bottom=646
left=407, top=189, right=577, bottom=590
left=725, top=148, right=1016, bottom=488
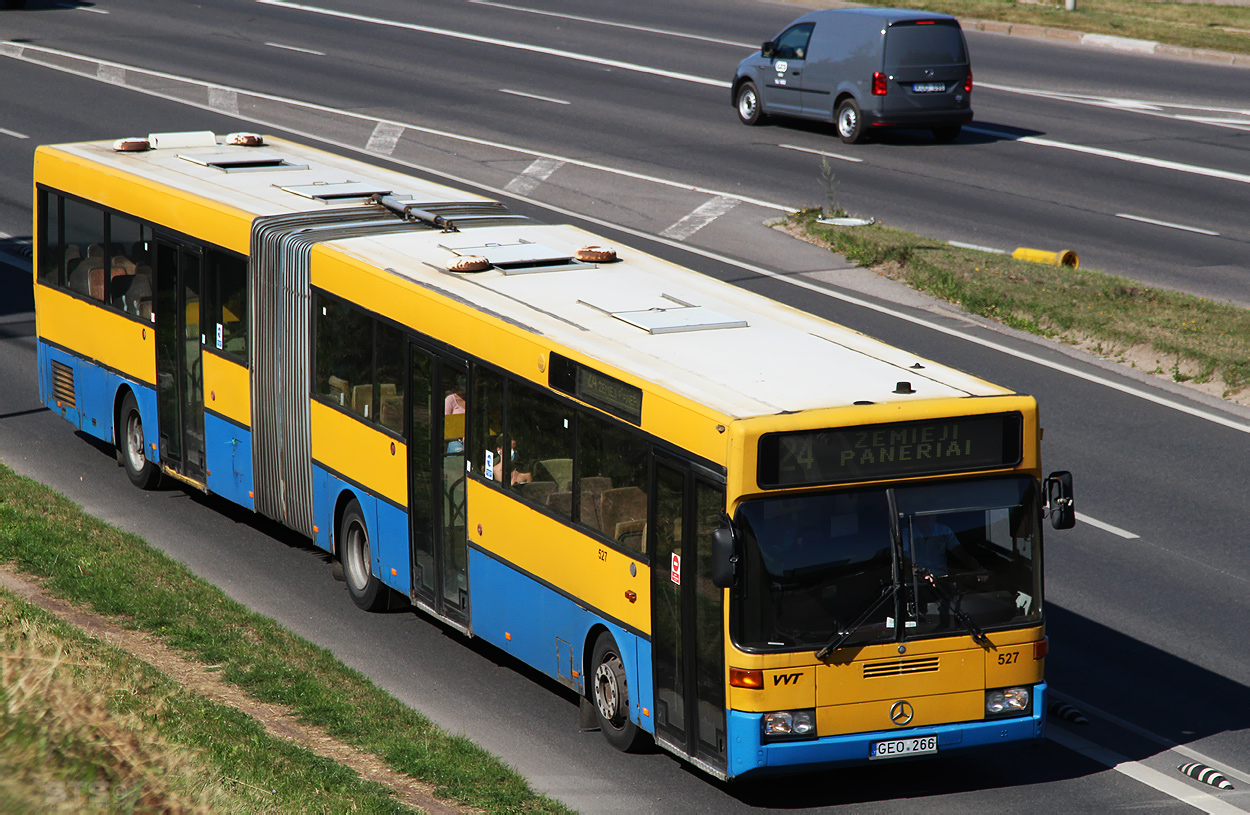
left=153, top=236, right=206, bottom=487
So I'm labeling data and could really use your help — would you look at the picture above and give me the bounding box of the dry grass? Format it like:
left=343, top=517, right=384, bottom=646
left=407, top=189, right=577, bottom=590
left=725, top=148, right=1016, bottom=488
left=0, top=595, right=241, bottom=814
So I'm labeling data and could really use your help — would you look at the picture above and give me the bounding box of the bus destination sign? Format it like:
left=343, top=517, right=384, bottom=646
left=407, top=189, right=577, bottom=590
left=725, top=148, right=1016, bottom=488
left=758, top=413, right=1023, bottom=488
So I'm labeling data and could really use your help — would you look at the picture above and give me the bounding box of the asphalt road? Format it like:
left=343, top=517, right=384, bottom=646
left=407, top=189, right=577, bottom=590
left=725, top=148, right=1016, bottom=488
left=1, top=2, right=1248, bottom=812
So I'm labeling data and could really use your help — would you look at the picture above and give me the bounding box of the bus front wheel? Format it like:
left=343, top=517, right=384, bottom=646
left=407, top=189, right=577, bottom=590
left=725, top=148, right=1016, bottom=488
left=591, top=632, right=646, bottom=752
left=119, top=392, right=159, bottom=489
left=341, top=499, right=387, bottom=611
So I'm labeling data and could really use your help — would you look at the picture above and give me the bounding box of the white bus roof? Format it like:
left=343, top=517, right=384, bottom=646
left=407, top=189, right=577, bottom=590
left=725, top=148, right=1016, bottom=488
left=49, top=134, right=1011, bottom=419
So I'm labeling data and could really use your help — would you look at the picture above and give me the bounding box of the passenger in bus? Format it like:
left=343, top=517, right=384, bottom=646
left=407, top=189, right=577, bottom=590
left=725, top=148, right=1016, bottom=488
left=908, top=514, right=984, bottom=577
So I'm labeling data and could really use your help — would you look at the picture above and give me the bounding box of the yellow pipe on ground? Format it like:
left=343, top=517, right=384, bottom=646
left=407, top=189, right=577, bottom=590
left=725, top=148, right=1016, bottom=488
left=1012, top=248, right=1079, bottom=268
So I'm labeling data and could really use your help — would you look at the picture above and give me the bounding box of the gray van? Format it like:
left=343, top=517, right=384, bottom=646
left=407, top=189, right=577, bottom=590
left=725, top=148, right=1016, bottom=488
left=732, top=8, right=973, bottom=143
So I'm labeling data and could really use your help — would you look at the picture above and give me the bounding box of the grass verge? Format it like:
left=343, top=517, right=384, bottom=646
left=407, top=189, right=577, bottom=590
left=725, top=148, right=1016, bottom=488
left=855, top=0, right=1250, bottom=57
left=0, top=463, right=570, bottom=814
left=786, top=208, right=1250, bottom=403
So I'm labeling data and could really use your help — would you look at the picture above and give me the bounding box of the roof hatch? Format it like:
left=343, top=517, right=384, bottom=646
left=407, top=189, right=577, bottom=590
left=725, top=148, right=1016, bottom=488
left=179, top=151, right=308, bottom=172
left=277, top=180, right=398, bottom=200
left=581, top=294, right=747, bottom=334
left=440, top=237, right=592, bottom=274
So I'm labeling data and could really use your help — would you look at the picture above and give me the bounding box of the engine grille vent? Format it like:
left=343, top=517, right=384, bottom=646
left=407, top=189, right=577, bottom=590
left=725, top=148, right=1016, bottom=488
left=863, top=656, right=940, bottom=679
left=51, top=360, right=76, bottom=407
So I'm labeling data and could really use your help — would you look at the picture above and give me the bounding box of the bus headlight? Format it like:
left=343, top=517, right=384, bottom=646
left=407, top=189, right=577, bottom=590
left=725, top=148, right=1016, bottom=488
left=985, top=687, right=1031, bottom=716
left=762, top=709, right=817, bottom=741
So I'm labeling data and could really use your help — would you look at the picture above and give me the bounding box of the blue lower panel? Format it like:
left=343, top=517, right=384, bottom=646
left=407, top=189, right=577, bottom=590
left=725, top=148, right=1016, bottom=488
left=727, top=684, right=1046, bottom=778
left=468, top=548, right=653, bottom=732
left=38, top=341, right=157, bottom=455
left=204, top=414, right=253, bottom=511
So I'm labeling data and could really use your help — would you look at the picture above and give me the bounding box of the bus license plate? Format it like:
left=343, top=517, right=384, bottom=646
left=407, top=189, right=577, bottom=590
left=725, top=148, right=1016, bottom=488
left=913, top=82, right=946, bottom=93
left=871, top=735, right=938, bottom=759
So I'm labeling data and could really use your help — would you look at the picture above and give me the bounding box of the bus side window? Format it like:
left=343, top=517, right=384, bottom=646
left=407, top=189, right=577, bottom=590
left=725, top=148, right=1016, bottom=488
left=376, top=321, right=404, bottom=434
left=108, top=214, right=150, bottom=317
left=62, top=197, right=105, bottom=302
left=37, top=191, right=62, bottom=287
left=206, top=249, right=247, bottom=358
left=314, top=293, right=373, bottom=418
left=578, top=411, right=650, bottom=551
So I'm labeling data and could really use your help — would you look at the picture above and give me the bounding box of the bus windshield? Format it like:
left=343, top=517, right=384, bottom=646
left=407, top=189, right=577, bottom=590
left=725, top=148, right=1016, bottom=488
left=733, top=477, right=1041, bottom=651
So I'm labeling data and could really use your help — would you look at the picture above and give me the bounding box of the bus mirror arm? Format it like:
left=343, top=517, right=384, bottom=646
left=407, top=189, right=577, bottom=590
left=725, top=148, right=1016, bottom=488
left=1044, top=471, right=1076, bottom=530
left=711, top=525, right=738, bottom=589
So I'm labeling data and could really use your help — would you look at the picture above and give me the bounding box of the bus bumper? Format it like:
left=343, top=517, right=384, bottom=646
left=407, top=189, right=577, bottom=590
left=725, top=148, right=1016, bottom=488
left=726, top=683, right=1046, bottom=778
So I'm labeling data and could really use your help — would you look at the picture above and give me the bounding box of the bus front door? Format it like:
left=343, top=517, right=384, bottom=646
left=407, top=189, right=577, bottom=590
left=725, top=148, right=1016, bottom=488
left=153, top=237, right=206, bottom=486
left=651, top=457, right=728, bottom=774
left=408, top=343, right=470, bottom=628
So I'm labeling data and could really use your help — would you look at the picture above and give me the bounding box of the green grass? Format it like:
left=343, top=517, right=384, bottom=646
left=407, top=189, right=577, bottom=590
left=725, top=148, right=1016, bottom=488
left=853, top=0, right=1250, bottom=56
left=788, top=208, right=1250, bottom=400
left=0, top=464, right=572, bottom=814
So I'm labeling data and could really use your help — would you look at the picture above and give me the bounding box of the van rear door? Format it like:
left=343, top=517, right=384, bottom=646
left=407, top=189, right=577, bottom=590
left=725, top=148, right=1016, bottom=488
left=882, top=20, right=969, bottom=114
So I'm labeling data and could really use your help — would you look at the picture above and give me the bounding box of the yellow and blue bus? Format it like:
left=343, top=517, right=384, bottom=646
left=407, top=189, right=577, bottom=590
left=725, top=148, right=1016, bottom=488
left=33, top=131, right=1074, bottom=780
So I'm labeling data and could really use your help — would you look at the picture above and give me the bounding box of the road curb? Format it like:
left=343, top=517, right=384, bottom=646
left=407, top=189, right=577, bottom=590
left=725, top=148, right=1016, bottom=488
left=781, top=0, right=1250, bottom=68
left=963, top=17, right=1250, bottom=66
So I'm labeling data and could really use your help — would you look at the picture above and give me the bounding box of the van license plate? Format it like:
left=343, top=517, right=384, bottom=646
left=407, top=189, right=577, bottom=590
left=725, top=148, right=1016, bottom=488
left=870, top=735, right=938, bottom=759
left=913, top=82, right=946, bottom=93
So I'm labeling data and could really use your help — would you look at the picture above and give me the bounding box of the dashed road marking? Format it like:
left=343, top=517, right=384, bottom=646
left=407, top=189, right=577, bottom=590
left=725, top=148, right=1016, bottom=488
left=366, top=122, right=405, bottom=156
left=1115, top=213, right=1219, bottom=236
left=1075, top=513, right=1139, bottom=539
left=505, top=158, right=565, bottom=196
left=660, top=196, right=738, bottom=241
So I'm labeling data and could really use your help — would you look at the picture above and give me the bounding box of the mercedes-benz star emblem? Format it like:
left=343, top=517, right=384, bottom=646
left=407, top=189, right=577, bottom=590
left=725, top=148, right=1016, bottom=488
left=890, top=700, right=915, bottom=726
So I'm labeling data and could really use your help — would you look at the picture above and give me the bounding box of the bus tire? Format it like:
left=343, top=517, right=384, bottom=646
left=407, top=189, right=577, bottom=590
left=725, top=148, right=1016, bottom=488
left=591, top=632, right=646, bottom=752
left=341, top=499, right=386, bottom=611
left=119, top=392, right=159, bottom=490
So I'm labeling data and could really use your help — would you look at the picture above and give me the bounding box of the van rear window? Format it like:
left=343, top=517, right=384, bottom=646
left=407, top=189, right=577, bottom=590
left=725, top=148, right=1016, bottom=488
left=885, top=21, right=967, bottom=66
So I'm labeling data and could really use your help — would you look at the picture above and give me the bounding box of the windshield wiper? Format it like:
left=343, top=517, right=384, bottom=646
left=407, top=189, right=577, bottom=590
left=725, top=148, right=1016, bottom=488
left=916, top=568, right=995, bottom=651
left=815, top=582, right=897, bottom=660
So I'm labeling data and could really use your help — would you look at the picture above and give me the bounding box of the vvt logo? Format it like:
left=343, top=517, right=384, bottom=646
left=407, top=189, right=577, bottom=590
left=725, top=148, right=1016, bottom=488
left=773, top=673, right=802, bottom=686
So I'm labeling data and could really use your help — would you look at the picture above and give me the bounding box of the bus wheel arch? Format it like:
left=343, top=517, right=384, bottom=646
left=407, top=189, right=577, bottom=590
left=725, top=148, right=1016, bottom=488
left=589, top=630, right=646, bottom=752
left=115, top=388, right=159, bottom=489
left=337, top=494, right=387, bottom=612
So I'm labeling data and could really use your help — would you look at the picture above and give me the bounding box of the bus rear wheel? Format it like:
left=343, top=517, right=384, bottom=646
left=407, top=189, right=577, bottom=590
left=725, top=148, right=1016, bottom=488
left=341, top=499, right=387, bottom=611
left=591, top=632, right=646, bottom=752
left=119, top=392, right=159, bottom=489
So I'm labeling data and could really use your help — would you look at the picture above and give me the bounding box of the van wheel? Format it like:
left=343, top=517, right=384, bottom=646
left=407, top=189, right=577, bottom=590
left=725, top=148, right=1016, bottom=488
left=835, top=99, right=864, bottom=144
left=932, top=125, right=962, bottom=143
left=736, top=81, right=766, bottom=126
left=341, top=499, right=387, bottom=611
left=591, top=632, right=646, bottom=752
left=119, top=392, right=159, bottom=490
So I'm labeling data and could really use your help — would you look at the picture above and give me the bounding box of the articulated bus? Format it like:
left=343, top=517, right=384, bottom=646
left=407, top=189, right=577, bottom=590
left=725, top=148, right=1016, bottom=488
left=33, top=132, right=1074, bottom=780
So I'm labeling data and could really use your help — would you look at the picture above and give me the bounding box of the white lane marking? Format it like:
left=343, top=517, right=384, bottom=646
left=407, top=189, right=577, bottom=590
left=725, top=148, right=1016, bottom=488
left=365, top=122, right=404, bottom=156
left=0, top=128, right=29, bottom=140
left=660, top=196, right=739, bottom=241
left=978, top=82, right=1250, bottom=133
left=966, top=125, right=1250, bottom=186
left=467, top=0, right=755, bottom=49
left=499, top=88, right=569, bottom=105
left=57, top=3, right=108, bottom=11
left=504, top=157, right=565, bottom=196
left=1115, top=213, right=1220, bottom=236
left=1075, top=513, right=1140, bottom=539
left=256, top=0, right=731, bottom=89
left=1049, top=728, right=1247, bottom=814
left=97, top=64, right=125, bottom=85
left=265, top=42, right=326, bottom=56
left=1051, top=691, right=1250, bottom=787
left=778, top=143, right=864, bottom=163
left=6, top=42, right=1250, bottom=437
left=208, top=87, right=239, bottom=115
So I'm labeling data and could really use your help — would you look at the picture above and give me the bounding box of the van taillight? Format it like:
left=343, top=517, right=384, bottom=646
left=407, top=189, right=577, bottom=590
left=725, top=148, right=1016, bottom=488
left=964, top=70, right=973, bottom=93
left=872, top=72, right=887, bottom=96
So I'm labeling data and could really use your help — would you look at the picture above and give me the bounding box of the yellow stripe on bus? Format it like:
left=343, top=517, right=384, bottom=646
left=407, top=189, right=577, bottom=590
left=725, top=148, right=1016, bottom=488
left=310, top=400, right=407, bottom=507
left=35, top=285, right=155, bottom=383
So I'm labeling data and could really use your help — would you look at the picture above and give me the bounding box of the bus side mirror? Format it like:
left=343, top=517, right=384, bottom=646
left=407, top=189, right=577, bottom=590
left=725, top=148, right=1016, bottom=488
left=1045, top=471, right=1075, bottom=530
left=761, top=40, right=776, bottom=58
left=711, top=526, right=738, bottom=588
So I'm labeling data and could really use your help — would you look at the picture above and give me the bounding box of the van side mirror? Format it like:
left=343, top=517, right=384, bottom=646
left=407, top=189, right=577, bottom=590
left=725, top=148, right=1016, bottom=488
left=1044, top=471, right=1075, bottom=530
left=711, top=526, right=738, bottom=588
left=761, top=40, right=776, bottom=58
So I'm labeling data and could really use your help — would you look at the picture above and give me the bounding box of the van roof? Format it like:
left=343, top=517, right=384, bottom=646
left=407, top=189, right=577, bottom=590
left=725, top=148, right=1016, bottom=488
left=798, top=7, right=959, bottom=25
